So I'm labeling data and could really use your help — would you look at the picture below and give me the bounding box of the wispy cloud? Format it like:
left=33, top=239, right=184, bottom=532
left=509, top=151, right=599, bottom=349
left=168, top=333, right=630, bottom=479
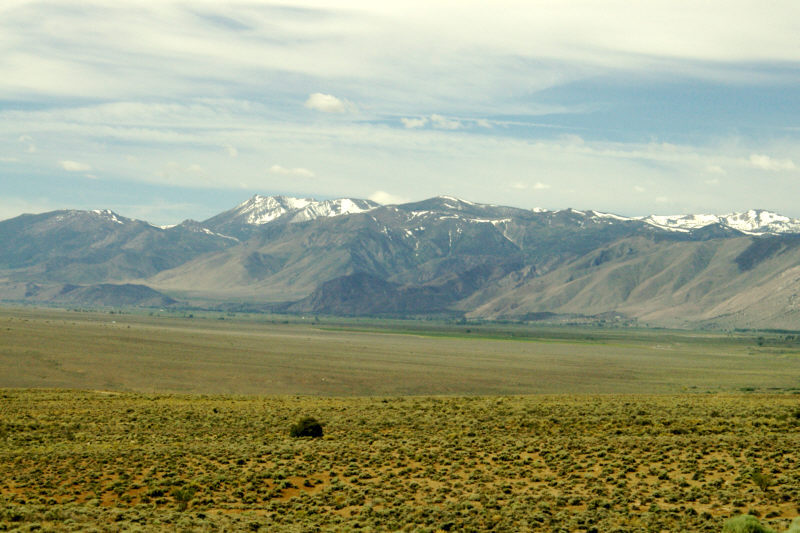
left=18, top=135, right=36, bottom=153
left=269, top=164, right=315, bottom=178
left=1, top=1, right=800, bottom=221
left=749, top=154, right=796, bottom=171
left=430, top=114, right=462, bottom=130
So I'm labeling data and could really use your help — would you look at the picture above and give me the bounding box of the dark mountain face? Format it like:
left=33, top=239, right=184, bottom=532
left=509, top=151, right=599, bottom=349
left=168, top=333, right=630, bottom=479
left=288, top=258, right=521, bottom=316
left=4, top=196, right=800, bottom=328
left=0, top=281, right=177, bottom=308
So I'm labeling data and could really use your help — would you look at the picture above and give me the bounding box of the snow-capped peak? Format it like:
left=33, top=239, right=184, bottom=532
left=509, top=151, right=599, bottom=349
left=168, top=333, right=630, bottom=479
left=227, top=194, right=378, bottom=226
left=637, top=209, right=800, bottom=235
left=230, top=195, right=313, bottom=225
left=288, top=198, right=377, bottom=222
left=719, top=209, right=797, bottom=233
left=89, top=209, right=126, bottom=225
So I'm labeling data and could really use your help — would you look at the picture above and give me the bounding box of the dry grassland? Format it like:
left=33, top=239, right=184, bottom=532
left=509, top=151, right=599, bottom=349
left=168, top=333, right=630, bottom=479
left=1, top=391, right=799, bottom=531
left=1, top=308, right=799, bottom=395
left=1, top=308, right=799, bottom=531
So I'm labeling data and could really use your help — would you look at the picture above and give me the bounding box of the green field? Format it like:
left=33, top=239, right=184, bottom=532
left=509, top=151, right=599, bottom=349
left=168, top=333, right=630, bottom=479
left=1, top=307, right=800, bottom=531
left=1, top=307, right=799, bottom=395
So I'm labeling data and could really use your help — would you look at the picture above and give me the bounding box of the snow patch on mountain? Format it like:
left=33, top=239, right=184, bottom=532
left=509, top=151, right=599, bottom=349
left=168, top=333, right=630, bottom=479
left=720, top=210, right=800, bottom=234
left=638, top=210, right=800, bottom=235
left=225, top=195, right=378, bottom=226
left=289, top=198, right=377, bottom=222
left=89, top=209, right=126, bottom=225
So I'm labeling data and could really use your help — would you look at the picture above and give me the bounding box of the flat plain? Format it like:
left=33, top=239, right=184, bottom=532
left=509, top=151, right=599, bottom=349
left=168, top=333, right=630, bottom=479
left=1, top=307, right=799, bottom=395
left=1, top=307, right=799, bottom=531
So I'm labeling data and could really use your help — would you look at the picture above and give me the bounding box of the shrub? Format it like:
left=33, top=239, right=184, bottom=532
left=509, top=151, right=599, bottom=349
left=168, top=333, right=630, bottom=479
left=750, top=470, right=774, bottom=491
left=722, top=515, right=775, bottom=533
left=171, top=486, right=197, bottom=511
left=290, top=416, right=323, bottom=438
left=786, top=518, right=800, bottom=533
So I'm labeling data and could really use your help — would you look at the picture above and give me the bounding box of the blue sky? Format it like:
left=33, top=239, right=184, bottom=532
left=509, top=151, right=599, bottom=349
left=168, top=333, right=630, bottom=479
left=1, top=1, right=799, bottom=224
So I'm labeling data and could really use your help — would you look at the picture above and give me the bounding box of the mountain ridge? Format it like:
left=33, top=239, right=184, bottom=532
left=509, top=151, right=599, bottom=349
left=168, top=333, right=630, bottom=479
left=3, top=194, right=800, bottom=329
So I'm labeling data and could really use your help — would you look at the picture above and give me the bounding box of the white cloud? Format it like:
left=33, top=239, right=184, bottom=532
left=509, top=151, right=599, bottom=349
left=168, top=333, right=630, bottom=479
left=749, top=154, right=796, bottom=171
left=533, top=182, right=551, bottom=190
left=401, top=117, right=428, bottom=129
left=59, top=160, right=91, bottom=171
left=369, top=191, right=408, bottom=205
left=706, top=164, right=727, bottom=175
left=430, top=114, right=462, bottom=130
left=0, top=156, right=19, bottom=162
left=304, top=93, right=350, bottom=113
left=269, top=164, right=315, bottom=178
left=633, top=185, right=646, bottom=193
left=223, top=144, right=238, bottom=157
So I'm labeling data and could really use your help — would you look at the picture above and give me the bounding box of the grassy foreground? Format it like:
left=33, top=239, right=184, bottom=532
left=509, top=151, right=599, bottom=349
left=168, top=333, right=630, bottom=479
left=1, top=390, right=799, bottom=532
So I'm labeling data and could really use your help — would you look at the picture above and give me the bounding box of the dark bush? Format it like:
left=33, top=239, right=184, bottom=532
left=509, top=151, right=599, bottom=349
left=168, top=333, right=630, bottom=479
left=290, top=416, right=323, bottom=438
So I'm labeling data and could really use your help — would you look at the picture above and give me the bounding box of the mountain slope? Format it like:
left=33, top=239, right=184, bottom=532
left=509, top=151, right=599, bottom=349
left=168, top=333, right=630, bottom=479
left=465, top=234, right=800, bottom=329
left=147, top=198, right=657, bottom=303
left=0, top=210, right=236, bottom=284
left=5, top=195, right=800, bottom=328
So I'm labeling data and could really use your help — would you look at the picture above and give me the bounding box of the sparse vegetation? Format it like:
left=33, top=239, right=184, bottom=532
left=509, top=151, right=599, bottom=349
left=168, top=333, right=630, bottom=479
left=0, top=308, right=798, bottom=530
left=1, top=390, right=799, bottom=531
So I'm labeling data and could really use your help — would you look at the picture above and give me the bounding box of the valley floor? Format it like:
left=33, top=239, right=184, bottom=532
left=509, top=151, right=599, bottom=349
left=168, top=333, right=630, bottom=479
left=1, top=307, right=799, bottom=395
left=1, top=308, right=799, bottom=530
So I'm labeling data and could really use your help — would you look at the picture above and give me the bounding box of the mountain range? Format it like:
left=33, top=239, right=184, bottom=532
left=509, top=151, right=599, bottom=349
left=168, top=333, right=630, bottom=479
left=3, top=194, right=800, bottom=329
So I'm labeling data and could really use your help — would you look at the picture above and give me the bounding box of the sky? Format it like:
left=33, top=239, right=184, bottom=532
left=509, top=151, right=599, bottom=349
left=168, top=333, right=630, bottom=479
left=1, top=1, right=799, bottom=225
